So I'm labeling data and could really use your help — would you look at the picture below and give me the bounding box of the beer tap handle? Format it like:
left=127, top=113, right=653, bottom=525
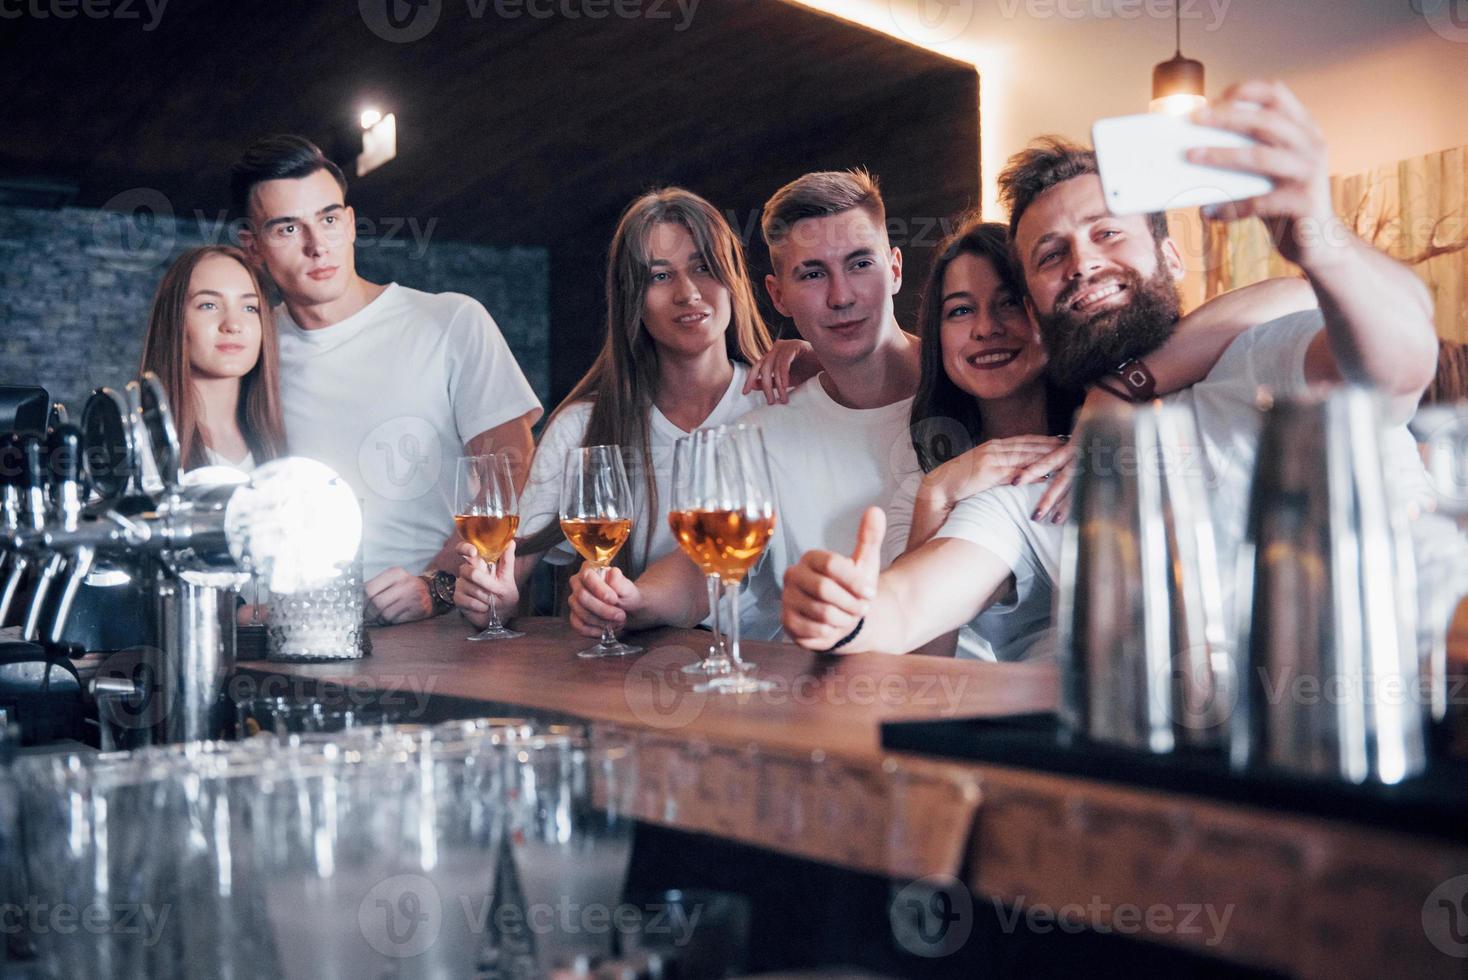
left=46, top=545, right=95, bottom=647
left=19, top=433, right=47, bottom=531
left=0, top=433, right=32, bottom=627
left=0, top=433, right=19, bottom=601
left=0, top=432, right=21, bottom=531
left=0, top=555, right=28, bottom=627
left=46, top=424, right=85, bottom=530
left=21, top=551, right=64, bottom=642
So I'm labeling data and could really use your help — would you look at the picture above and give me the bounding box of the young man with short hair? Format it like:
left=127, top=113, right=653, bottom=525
left=231, top=136, right=541, bottom=625
left=781, top=79, right=1437, bottom=654
left=566, top=168, right=922, bottom=640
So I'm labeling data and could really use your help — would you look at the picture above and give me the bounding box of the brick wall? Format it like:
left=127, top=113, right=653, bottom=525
left=0, top=204, right=549, bottom=416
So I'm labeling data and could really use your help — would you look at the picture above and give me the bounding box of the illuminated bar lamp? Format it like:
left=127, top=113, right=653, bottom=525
left=1150, top=2, right=1206, bottom=115
left=357, top=107, right=397, bottom=177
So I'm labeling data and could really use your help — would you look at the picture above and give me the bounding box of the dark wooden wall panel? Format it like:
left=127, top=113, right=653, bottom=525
left=0, top=0, right=980, bottom=403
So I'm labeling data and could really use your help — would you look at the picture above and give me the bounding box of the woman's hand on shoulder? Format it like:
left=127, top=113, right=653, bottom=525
left=921, top=435, right=1071, bottom=511
left=745, top=339, right=820, bottom=404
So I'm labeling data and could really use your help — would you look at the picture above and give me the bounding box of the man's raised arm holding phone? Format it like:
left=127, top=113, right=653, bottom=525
left=1187, top=79, right=1437, bottom=421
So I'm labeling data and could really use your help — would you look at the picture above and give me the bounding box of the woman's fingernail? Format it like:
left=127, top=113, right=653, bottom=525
left=1032, top=510, right=1043, bottom=521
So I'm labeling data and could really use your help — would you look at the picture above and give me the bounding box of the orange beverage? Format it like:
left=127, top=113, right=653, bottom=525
left=455, top=513, right=520, bottom=562
left=560, top=517, right=632, bottom=566
left=668, top=509, right=718, bottom=575
left=677, top=509, right=774, bottom=583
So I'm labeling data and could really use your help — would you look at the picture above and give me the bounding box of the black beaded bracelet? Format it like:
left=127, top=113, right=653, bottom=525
left=821, top=617, right=865, bottom=653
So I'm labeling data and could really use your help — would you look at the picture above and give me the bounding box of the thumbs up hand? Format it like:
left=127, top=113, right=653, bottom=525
left=782, top=507, right=885, bottom=651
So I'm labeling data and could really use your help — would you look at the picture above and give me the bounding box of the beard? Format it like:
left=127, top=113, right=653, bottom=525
left=1035, top=256, right=1182, bottom=390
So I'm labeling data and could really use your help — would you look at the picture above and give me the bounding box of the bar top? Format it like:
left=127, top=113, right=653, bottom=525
left=238, top=614, right=1468, bottom=978
left=240, top=614, right=1059, bottom=763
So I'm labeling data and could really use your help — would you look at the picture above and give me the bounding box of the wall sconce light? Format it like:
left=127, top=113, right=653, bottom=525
left=357, top=110, right=396, bottom=177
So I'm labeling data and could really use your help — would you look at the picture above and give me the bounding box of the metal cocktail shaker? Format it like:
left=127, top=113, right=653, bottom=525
left=1232, top=388, right=1426, bottom=784
left=1056, top=398, right=1232, bottom=753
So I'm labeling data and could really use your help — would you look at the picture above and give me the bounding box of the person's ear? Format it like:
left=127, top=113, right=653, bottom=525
left=888, top=246, right=903, bottom=295
left=1160, top=237, right=1185, bottom=282
left=765, top=272, right=788, bottom=318
left=236, top=223, right=257, bottom=262
left=345, top=205, right=358, bottom=246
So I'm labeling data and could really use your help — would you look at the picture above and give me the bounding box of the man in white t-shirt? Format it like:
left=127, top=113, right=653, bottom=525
left=781, top=79, right=1438, bottom=655
left=565, top=169, right=923, bottom=641
left=232, top=136, right=541, bottom=624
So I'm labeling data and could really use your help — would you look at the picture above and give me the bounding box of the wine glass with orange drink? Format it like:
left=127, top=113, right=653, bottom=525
left=560, top=446, right=642, bottom=658
left=669, top=430, right=734, bottom=675
left=454, top=453, right=524, bottom=640
left=686, top=423, right=778, bottom=695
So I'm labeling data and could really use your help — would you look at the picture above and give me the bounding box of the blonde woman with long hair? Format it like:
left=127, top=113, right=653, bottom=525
left=454, top=187, right=811, bottom=627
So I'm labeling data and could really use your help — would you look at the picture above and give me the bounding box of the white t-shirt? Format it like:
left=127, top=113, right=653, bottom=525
left=882, top=468, right=1006, bottom=660
left=930, top=483, right=1058, bottom=662
left=939, top=310, right=1430, bottom=639
left=737, top=375, right=918, bottom=641
left=518, top=363, right=766, bottom=576
left=277, top=283, right=542, bottom=581
left=203, top=447, right=255, bottom=472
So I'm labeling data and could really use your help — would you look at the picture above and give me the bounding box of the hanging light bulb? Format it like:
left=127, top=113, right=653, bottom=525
left=1150, top=1, right=1206, bottom=114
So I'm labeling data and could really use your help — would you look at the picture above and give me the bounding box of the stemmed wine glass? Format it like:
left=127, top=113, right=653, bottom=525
left=691, top=424, right=777, bottom=695
left=561, top=446, right=642, bottom=658
left=669, top=431, right=733, bottom=675
left=454, top=453, right=524, bottom=640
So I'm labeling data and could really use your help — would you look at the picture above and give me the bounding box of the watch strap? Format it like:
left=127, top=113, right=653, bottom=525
left=1111, top=359, right=1157, bottom=402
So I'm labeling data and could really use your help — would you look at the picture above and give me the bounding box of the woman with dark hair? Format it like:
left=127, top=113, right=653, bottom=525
left=896, top=221, right=1082, bottom=557
left=796, top=215, right=1318, bottom=661
left=454, top=187, right=809, bottom=629
left=139, top=244, right=286, bottom=472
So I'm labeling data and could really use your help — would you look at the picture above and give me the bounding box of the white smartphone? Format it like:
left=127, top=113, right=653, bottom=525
left=1091, top=111, right=1274, bottom=216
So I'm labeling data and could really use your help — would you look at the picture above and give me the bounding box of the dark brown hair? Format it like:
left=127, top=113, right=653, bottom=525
left=910, top=217, right=1080, bottom=472
left=997, top=136, right=1168, bottom=255
left=140, top=245, right=286, bottom=470
left=760, top=168, right=886, bottom=256
left=229, top=135, right=348, bottom=220
left=520, top=188, right=773, bottom=567
left=1425, top=340, right=1468, bottom=405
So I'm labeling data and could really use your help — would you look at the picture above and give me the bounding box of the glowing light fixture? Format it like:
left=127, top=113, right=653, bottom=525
left=357, top=112, right=397, bottom=177
left=1150, top=1, right=1206, bottom=115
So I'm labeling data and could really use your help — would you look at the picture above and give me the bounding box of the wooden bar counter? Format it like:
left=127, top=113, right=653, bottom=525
left=238, top=615, right=1468, bottom=979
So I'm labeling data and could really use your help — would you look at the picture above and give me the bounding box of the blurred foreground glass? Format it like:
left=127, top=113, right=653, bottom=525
left=506, top=733, right=638, bottom=975
left=561, top=446, right=641, bottom=658
left=1409, top=402, right=1468, bottom=729
left=621, top=889, right=751, bottom=979
left=15, top=730, right=506, bottom=980
left=455, top=452, right=525, bottom=641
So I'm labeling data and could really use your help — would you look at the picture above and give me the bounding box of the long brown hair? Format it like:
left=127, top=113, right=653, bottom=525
left=521, top=188, right=773, bottom=566
left=910, top=217, right=1079, bottom=472
left=140, top=245, right=286, bottom=470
